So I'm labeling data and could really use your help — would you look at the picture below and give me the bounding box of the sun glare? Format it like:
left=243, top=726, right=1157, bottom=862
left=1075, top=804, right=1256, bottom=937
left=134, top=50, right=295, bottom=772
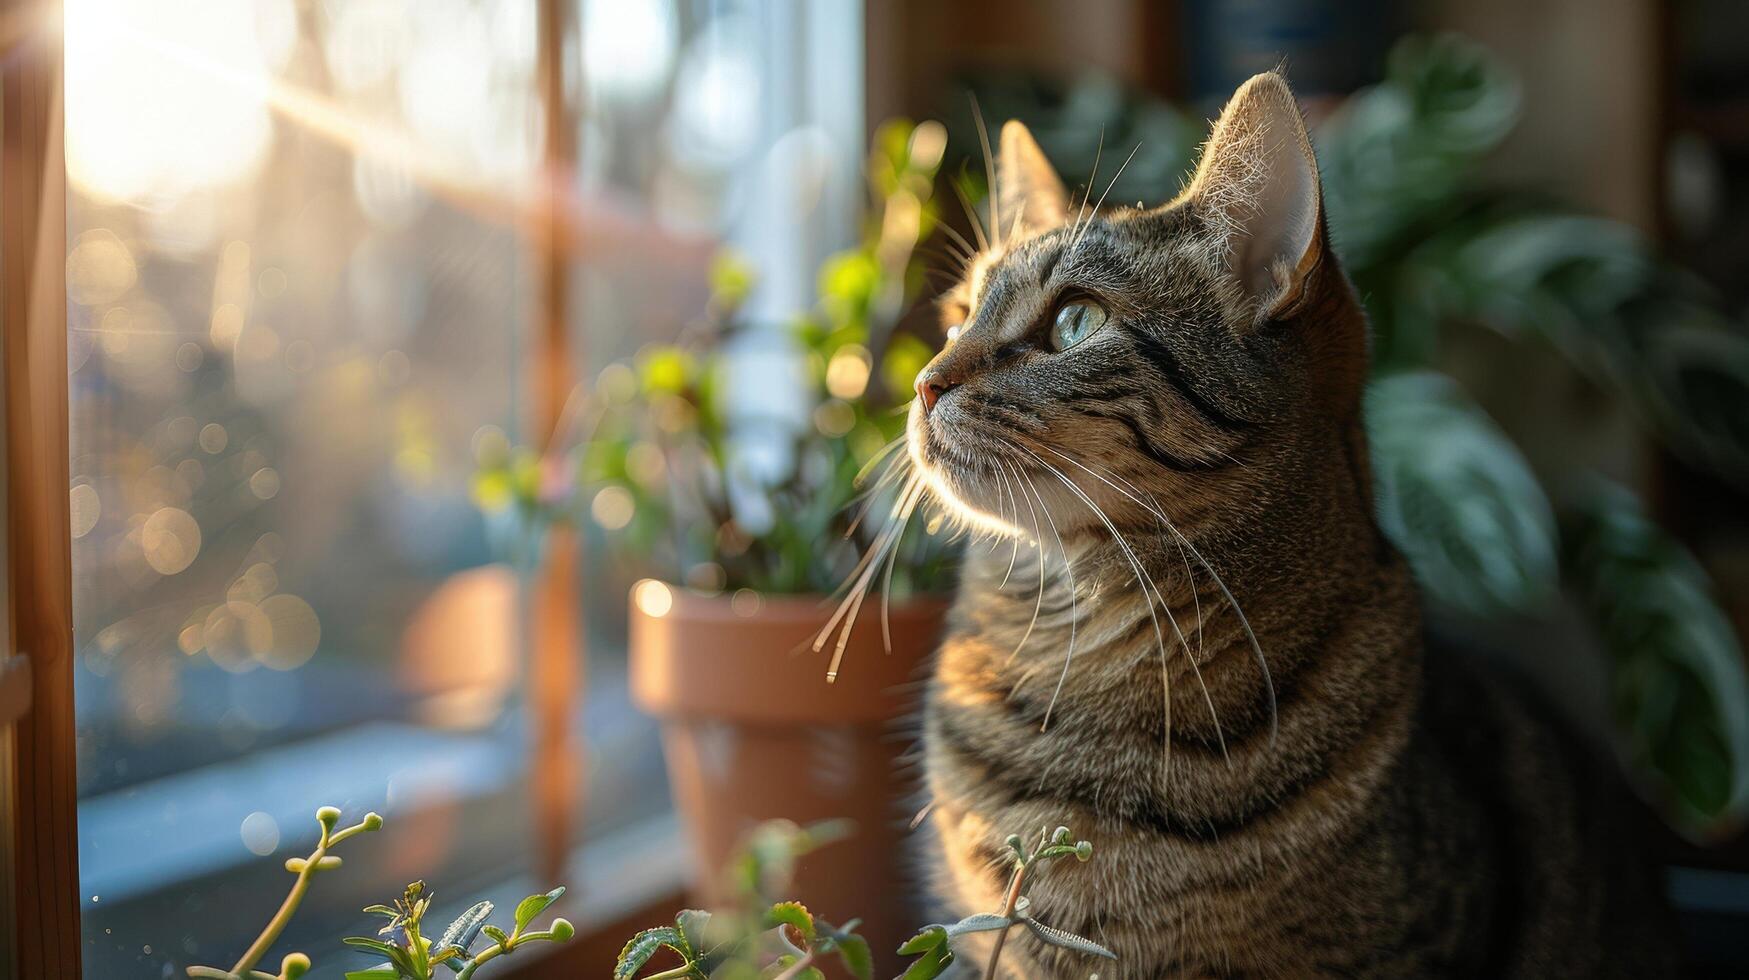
left=65, top=0, right=290, bottom=202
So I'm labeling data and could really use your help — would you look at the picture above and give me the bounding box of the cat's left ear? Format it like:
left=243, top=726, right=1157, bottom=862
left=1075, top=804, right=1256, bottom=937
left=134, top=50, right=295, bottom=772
left=1184, top=71, right=1325, bottom=321
left=996, top=120, right=1070, bottom=237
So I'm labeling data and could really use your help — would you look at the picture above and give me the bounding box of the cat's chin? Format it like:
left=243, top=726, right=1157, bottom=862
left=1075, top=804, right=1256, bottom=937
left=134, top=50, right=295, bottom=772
left=906, top=408, right=1027, bottom=539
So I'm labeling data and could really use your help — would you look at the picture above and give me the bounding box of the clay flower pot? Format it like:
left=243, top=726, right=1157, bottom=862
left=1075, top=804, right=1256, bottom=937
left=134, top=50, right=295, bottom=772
left=629, top=579, right=947, bottom=968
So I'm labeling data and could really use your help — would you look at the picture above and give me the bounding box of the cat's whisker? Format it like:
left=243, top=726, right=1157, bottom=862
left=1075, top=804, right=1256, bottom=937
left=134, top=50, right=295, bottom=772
left=996, top=461, right=1022, bottom=586
left=1012, top=442, right=1207, bottom=770
left=1069, top=131, right=1105, bottom=245
left=998, top=456, right=1048, bottom=667
left=1006, top=440, right=1175, bottom=739
left=950, top=177, right=991, bottom=253
left=1061, top=453, right=1275, bottom=744
left=879, top=471, right=927, bottom=654
left=1085, top=466, right=1208, bottom=658
left=824, top=477, right=928, bottom=680
left=814, top=474, right=923, bottom=667
left=844, top=443, right=913, bottom=541
left=998, top=442, right=1078, bottom=712
left=1072, top=141, right=1143, bottom=252
left=1042, top=445, right=1271, bottom=757
left=970, top=95, right=1001, bottom=248
left=937, top=221, right=978, bottom=267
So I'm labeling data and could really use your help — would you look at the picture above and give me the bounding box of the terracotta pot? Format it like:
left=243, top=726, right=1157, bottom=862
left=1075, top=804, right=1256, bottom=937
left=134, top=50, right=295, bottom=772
left=629, top=579, right=947, bottom=972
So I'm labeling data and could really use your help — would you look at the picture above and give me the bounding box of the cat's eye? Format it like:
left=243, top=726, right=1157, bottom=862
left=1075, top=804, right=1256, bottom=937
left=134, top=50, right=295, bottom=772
left=1049, top=300, right=1108, bottom=351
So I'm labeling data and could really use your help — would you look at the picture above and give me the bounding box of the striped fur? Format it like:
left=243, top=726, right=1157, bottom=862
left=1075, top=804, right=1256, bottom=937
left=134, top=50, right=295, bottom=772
left=906, top=74, right=1675, bottom=977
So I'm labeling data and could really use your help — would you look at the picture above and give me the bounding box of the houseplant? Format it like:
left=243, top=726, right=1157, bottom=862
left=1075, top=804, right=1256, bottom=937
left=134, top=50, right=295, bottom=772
left=473, top=119, right=961, bottom=959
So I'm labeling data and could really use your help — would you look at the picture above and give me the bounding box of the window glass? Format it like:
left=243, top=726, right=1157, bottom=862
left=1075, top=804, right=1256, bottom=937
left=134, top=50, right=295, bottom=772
left=62, top=1, right=857, bottom=973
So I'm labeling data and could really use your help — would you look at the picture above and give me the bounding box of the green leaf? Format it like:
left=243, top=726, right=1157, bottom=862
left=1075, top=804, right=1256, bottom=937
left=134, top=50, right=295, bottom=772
left=675, top=909, right=711, bottom=956
left=614, top=926, right=689, bottom=980
left=434, top=900, right=494, bottom=958
left=762, top=955, right=825, bottom=980
left=897, top=925, right=948, bottom=957
left=763, top=901, right=815, bottom=941
left=899, top=943, right=954, bottom=980
left=1018, top=917, right=1116, bottom=959
left=481, top=925, right=510, bottom=948
left=344, top=970, right=404, bottom=980
left=342, top=938, right=402, bottom=958
left=945, top=913, right=1011, bottom=937
left=513, top=887, right=565, bottom=934
left=1368, top=370, right=1557, bottom=616
left=826, top=932, right=872, bottom=980
left=1563, top=483, right=1749, bottom=835
left=1319, top=34, right=1521, bottom=268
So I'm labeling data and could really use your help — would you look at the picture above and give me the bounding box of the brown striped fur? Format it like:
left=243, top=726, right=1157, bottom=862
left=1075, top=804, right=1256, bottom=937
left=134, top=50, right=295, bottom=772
left=906, top=73, right=1675, bottom=978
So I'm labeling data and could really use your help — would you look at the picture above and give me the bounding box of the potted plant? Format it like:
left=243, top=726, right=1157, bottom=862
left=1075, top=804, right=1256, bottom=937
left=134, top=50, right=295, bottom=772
left=475, top=119, right=959, bottom=959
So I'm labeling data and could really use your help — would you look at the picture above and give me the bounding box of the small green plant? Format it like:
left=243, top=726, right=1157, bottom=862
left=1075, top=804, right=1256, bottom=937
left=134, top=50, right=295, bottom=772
left=186, top=805, right=384, bottom=980
left=184, top=805, right=570, bottom=980
left=613, top=820, right=872, bottom=980
left=341, top=880, right=574, bottom=980
left=612, top=820, right=1112, bottom=980
left=898, top=825, right=1112, bottom=980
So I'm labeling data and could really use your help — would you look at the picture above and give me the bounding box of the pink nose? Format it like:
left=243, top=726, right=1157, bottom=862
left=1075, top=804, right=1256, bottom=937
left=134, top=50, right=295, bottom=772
left=914, top=370, right=959, bottom=415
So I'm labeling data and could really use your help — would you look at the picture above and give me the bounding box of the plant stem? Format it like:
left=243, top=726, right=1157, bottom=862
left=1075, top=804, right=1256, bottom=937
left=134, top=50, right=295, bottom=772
left=769, top=950, right=816, bottom=980
left=981, top=863, right=1029, bottom=980
left=639, top=965, right=698, bottom=980
left=455, top=942, right=507, bottom=980
left=229, top=844, right=326, bottom=975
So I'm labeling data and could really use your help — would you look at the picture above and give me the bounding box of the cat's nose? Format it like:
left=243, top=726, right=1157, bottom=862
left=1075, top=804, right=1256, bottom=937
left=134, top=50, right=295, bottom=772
left=915, top=365, right=961, bottom=415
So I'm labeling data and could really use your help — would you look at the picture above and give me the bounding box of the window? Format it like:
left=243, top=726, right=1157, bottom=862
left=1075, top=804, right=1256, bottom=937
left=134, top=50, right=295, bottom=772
left=64, top=2, right=863, bottom=975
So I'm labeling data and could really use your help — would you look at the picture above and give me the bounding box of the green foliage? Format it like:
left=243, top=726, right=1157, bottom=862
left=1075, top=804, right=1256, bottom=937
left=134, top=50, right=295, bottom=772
left=613, top=820, right=1110, bottom=980
left=1563, top=485, right=1749, bottom=835
left=615, top=819, right=1105, bottom=980
left=1368, top=371, right=1557, bottom=616
left=612, top=820, right=871, bottom=980
left=185, top=804, right=570, bottom=980
left=345, top=881, right=573, bottom=980
left=476, top=119, right=959, bottom=595
left=897, top=825, right=1110, bottom=980
left=958, top=33, right=1749, bottom=835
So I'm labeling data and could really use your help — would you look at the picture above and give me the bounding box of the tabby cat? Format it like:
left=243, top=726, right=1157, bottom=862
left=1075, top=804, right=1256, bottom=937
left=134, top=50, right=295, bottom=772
left=907, top=71, right=1676, bottom=978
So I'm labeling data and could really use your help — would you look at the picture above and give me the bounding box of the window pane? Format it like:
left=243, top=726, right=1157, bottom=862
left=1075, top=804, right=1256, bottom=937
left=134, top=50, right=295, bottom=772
left=69, top=1, right=860, bottom=974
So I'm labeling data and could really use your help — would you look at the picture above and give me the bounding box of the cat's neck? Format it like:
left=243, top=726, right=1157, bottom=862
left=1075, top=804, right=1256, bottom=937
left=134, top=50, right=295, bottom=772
left=946, top=465, right=1420, bottom=743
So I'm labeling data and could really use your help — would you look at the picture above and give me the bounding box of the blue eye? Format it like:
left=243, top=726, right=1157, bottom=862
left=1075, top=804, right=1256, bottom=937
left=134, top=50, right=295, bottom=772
left=1049, top=300, right=1108, bottom=351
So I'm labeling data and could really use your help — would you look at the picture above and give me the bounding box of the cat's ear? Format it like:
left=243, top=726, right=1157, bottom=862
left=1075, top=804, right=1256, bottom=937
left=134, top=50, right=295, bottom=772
left=1185, top=71, right=1324, bottom=320
left=996, top=120, right=1070, bottom=237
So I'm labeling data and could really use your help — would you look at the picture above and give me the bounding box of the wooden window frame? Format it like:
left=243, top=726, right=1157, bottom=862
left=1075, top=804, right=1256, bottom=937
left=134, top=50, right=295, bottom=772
left=3, top=1, right=77, bottom=977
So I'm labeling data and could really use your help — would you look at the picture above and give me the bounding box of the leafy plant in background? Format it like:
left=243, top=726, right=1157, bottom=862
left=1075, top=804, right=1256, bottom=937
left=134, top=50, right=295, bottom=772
left=184, top=806, right=571, bottom=980
left=613, top=819, right=1111, bottom=980
left=474, top=119, right=959, bottom=597
left=342, top=880, right=572, bottom=980
left=959, top=33, right=1749, bottom=837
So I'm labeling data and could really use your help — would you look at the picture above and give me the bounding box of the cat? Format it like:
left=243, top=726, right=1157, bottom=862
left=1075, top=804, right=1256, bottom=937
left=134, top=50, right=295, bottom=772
left=906, top=71, right=1677, bottom=978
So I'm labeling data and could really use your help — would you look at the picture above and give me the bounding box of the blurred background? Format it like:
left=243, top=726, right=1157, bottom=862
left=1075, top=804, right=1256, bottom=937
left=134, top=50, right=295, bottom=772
left=53, top=0, right=1749, bottom=976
